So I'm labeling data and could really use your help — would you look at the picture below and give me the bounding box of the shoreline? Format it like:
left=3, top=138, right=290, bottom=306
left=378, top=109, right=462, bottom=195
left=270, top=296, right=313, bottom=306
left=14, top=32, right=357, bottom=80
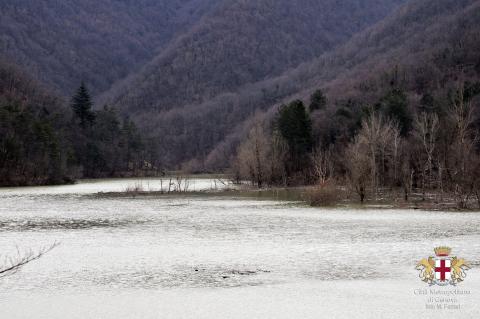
left=2, top=175, right=479, bottom=212
left=93, top=184, right=480, bottom=212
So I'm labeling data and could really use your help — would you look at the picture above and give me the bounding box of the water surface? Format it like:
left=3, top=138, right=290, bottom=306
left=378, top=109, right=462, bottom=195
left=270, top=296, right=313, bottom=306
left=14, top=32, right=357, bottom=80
left=0, top=178, right=479, bottom=318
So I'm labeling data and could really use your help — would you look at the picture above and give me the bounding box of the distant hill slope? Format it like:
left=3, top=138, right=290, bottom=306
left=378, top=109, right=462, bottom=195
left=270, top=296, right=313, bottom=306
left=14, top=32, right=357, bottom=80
left=128, top=0, right=480, bottom=168
left=2, top=0, right=478, bottom=171
left=104, top=0, right=405, bottom=114
left=285, top=0, right=480, bottom=102
left=0, top=0, right=219, bottom=95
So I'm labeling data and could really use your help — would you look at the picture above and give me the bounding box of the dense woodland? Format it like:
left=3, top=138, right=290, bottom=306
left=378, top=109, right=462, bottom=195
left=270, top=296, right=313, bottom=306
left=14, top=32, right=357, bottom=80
left=111, top=0, right=480, bottom=170
left=233, top=77, right=480, bottom=208
left=0, top=62, right=152, bottom=186
left=1, top=0, right=479, bottom=205
left=0, top=0, right=407, bottom=168
left=227, top=0, right=480, bottom=209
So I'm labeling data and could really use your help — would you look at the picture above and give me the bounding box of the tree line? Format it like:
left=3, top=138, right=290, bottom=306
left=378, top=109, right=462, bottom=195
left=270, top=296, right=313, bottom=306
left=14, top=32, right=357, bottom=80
left=0, top=63, right=155, bottom=186
left=232, top=76, right=480, bottom=209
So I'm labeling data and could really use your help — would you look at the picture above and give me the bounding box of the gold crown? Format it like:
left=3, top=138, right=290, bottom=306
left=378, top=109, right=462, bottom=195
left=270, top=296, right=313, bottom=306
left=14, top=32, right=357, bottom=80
left=434, top=246, right=452, bottom=256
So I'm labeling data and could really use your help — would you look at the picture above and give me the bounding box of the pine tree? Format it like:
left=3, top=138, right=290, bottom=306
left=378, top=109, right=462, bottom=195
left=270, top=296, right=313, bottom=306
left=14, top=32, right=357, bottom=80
left=277, top=100, right=313, bottom=174
left=309, top=89, right=327, bottom=112
left=380, top=88, right=412, bottom=136
left=71, top=83, right=95, bottom=127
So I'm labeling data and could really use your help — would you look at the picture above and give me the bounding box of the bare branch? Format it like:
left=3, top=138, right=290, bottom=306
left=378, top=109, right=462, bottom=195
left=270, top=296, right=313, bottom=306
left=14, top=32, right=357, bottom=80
left=0, top=242, right=60, bottom=278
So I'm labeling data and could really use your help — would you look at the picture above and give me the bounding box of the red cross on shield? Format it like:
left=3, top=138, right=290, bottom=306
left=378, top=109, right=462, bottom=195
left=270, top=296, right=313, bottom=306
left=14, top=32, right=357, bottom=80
left=434, top=257, right=452, bottom=282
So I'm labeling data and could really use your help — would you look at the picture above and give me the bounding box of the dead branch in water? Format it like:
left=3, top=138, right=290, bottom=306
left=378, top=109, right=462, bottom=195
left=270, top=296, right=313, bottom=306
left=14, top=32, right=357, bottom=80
left=0, top=242, right=60, bottom=278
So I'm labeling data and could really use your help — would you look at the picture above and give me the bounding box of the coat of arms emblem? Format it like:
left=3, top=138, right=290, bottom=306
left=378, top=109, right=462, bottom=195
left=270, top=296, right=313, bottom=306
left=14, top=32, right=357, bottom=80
left=416, top=247, right=470, bottom=286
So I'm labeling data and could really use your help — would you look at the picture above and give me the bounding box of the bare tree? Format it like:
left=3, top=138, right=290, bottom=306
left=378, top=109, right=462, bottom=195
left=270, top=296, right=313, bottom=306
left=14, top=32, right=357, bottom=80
left=173, top=174, right=191, bottom=192
left=473, top=157, right=480, bottom=209
left=448, top=83, right=478, bottom=208
left=0, top=242, right=59, bottom=278
left=378, top=121, right=401, bottom=189
left=268, top=130, right=288, bottom=186
left=345, top=136, right=370, bottom=203
left=235, top=122, right=270, bottom=188
left=357, top=111, right=397, bottom=199
left=399, top=139, right=414, bottom=201
left=413, top=112, right=439, bottom=192
left=310, top=146, right=334, bottom=184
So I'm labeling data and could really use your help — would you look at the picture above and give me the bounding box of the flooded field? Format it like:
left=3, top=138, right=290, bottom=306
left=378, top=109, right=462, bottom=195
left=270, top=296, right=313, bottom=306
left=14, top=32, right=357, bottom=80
left=0, top=178, right=479, bottom=318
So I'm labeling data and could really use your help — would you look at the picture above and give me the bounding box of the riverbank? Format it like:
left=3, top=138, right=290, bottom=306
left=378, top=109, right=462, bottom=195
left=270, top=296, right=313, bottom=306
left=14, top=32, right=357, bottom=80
left=3, top=174, right=478, bottom=211
left=303, top=185, right=480, bottom=211
left=94, top=181, right=480, bottom=211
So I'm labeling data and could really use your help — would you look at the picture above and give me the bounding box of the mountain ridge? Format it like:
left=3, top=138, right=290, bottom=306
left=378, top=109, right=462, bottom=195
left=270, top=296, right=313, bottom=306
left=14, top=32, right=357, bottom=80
left=102, top=0, right=405, bottom=113
left=0, top=0, right=221, bottom=96
left=131, top=0, right=480, bottom=168
left=1, top=0, right=479, bottom=171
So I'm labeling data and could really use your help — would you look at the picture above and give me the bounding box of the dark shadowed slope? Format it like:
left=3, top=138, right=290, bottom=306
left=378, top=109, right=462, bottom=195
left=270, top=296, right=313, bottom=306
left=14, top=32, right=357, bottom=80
left=104, top=0, right=405, bottom=114
left=0, top=0, right=219, bottom=96
left=0, top=56, right=155, bottom=185
left=0, top=59, right=72, bottom=185
left=126, top=0, right=480, bottom=169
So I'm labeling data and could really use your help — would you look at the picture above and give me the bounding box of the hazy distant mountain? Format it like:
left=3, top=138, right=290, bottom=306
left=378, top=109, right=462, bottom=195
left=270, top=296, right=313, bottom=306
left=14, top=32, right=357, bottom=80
left=0, top=0, right=219, bottom=95
left=103, top=0, right=405, bottom=114
left=125, top=0, right=480, bottom=168
left=202, top=0, right=480, bottom=168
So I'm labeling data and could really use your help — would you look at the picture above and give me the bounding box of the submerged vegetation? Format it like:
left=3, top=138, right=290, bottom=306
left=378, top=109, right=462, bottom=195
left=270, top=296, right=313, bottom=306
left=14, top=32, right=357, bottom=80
left=233, top=78, right=480, bottom=210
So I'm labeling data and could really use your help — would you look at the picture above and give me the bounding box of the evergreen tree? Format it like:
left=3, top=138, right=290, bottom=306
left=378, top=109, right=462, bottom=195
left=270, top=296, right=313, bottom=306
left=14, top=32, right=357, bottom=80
left=277, top=100, right=313, bottom=174
left=71, top=83, right=95, bottom=127
left=379, top=88, right=412, bottom=136
left=309, top=89, right=327, bottom=112
left=419, top=93, right=435, bottom=113
left=464, top=81, right=480, bottom=102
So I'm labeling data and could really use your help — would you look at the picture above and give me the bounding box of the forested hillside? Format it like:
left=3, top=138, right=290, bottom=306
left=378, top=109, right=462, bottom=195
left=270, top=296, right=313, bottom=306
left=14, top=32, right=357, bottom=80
left=0, top=60, right=152, bottom=186
left=1, top=0, right=479, bottom=192
left=0, top=0, right=219, bottom=95
left=136, top=0, right=480, bottom=170
left=104, top=0, right=405, bottom=113
left=229, top=0, right=480, bottom=208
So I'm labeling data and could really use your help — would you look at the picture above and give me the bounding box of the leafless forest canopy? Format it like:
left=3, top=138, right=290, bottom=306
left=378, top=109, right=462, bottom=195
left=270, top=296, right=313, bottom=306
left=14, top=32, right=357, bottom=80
left=1, top=0, right=480, bottom=206
left=0, top=0, right=219, bottom=95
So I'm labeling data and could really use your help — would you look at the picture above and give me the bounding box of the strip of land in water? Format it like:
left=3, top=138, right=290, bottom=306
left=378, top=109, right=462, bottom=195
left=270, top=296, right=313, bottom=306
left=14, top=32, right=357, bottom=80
left=94, top=180, right=480, bottom=212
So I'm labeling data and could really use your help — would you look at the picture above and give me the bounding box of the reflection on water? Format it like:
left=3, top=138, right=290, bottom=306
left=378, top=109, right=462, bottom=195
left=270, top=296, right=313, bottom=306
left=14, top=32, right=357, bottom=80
left=0, top=178, right=480, bottom=317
